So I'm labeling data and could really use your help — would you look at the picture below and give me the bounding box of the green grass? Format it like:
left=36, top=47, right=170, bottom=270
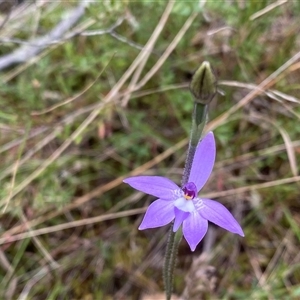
left=0, top=1, right=300, bottom=299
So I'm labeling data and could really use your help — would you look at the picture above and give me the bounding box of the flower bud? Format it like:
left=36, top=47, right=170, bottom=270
left=190, top=61, right=217, bottom=104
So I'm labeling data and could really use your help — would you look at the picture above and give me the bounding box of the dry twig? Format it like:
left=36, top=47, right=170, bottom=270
left=0, top=3, right=86, bottom=70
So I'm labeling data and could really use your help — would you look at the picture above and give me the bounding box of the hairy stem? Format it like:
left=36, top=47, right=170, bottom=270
left=182, top=103, right=208, bottom=186
left=164, top=103, right=208, bottom=300
left=163, top=61, right=216, bottom=300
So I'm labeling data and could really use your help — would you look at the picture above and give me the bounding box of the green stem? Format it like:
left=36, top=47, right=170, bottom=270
left=163, top=61, right=216, bottom=300
left=163, top=224, right=175, bottom=299
left=164, top=103, right=208, bottom=300
left=182, top=103, right=208, bottom=186
left=164, top=228, right=182, bottom=300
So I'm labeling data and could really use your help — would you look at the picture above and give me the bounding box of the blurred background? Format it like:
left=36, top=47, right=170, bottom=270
left=0, top=1, right=299, bottom=299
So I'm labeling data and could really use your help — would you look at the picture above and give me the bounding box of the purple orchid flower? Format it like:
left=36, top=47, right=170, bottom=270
left=123, top=132, right=244, bottom=251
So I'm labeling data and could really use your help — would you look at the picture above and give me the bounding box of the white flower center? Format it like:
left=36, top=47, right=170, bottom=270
left=174, top=197, right=196, bottom=213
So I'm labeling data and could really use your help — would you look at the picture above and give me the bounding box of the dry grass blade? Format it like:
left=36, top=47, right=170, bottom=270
left=250, top=0, right=288, bottom=20
left=121, top=9, right=199, bottom=107
left=215, top=140, right=300, bottom=170
left=2, top=154, right=19, bottom=213
left=250, top=113, right=298, bottom=177
left=270, top=126, right=298, bottom=177
left=31, top=61, right=110, bottom=115
left=121, top=0, right=175, bottom=107
left=2, top=127, right=29, bottom=212
left=203, top=176, right=300, bottom=200
left=219, top=80, right=300, bottom=104
left=208, top=50, right=300, bottom=132
left=0, top=249, right=17, bottom=300
left=0, top=127, right=61, bottom=182
left=3, top=138, right=187, bottom=237
left=19, top=212, right=59, bottom=268
left=17, top=266, right=55, bottom=300
left=0, top=208, right=146, bottom=244
left=258, top=231, right=293, bottom=287
left=135, top=11, right=199, bottom=91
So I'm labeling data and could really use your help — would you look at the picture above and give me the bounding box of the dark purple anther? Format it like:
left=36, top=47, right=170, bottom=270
left=182, top=182, right=197, bottom=200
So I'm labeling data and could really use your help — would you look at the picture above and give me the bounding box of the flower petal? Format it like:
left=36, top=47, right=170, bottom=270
left=138, top=199, right=175, bottom=230
left=123, top=176, right=179, bottom=200
left=198, top=198, right=244, bottom=236
left=188, top=132, right=216, bottom=192
left=173, top=207, right=189, bottom=232
left=174, top=197, right=195, bottom=213
left=182, top=211, right=208, bottom=251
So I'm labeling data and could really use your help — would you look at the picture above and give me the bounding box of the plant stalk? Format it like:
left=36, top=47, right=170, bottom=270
left=163, top=61, right=216, bottom=300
